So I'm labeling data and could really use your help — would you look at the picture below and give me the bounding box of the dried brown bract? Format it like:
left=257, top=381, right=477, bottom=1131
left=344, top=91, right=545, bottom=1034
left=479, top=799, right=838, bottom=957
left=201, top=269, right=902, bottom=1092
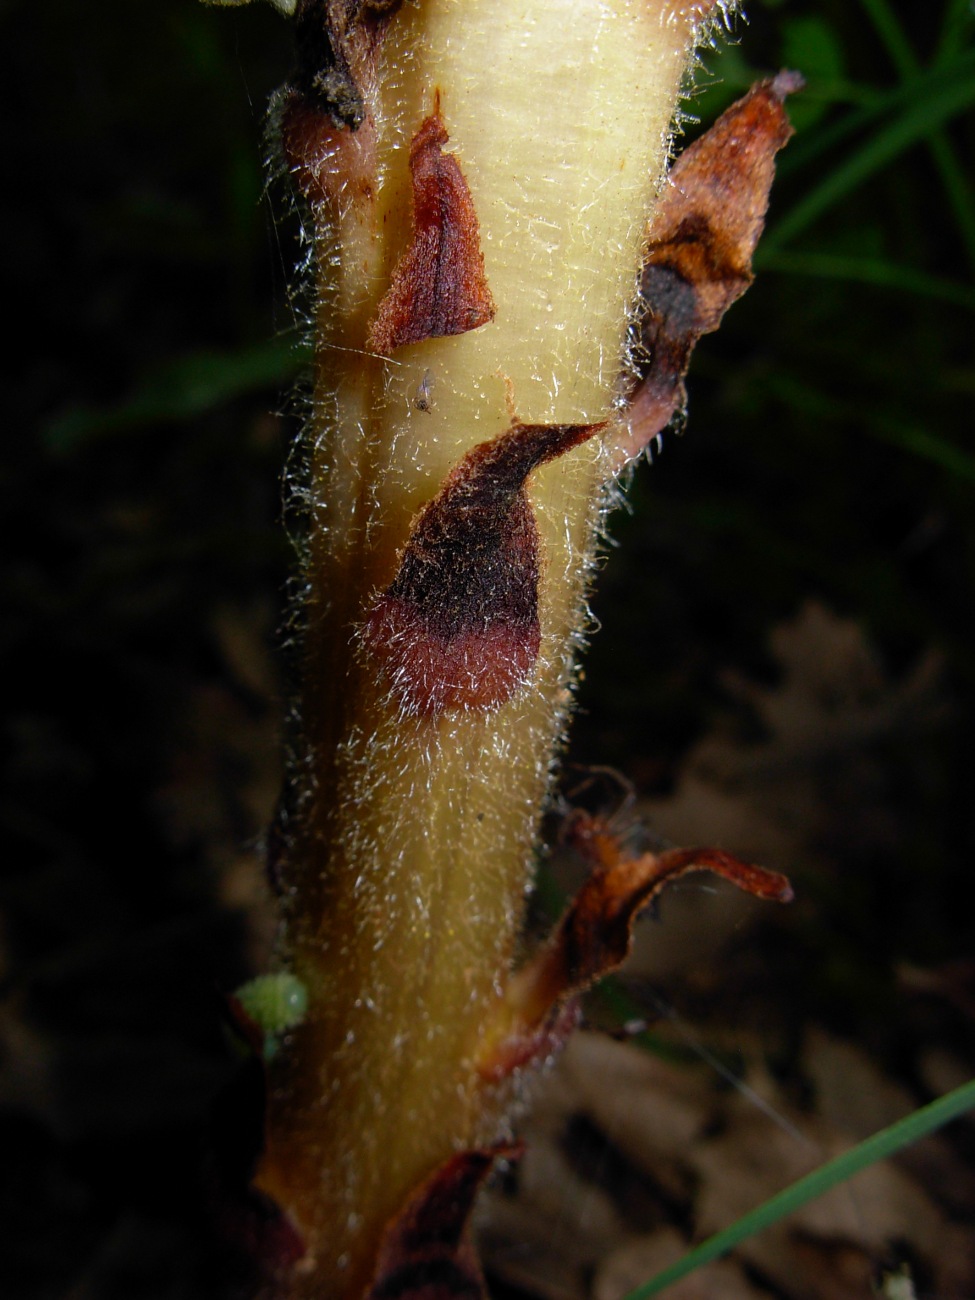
left=361, top=418, right=604, bottom=715
left=478, top=809, right=792, bottom=1078
left=294, top=0, right=403, bottom=127
left=362, top=1146, right=521, bottom=1300
left=620, top=71, right=803, bottom=463
left=368, top=107, right=496, bottom=354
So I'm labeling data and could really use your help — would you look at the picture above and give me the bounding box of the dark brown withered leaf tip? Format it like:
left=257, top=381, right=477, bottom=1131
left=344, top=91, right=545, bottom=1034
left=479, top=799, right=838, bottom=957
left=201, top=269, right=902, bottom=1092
left=363, top=1146, right=520, bottom=1300
left=368, top=108, right=496, bottom=353
left=621, top=72, right=802, bottom=463
left=555, top=811, right=792, bottom=990
left=361, top=419, right=605, bottom=716
left=294, top=0, right=404, bottom=128
left=487, top=810, right=792, bottom=1076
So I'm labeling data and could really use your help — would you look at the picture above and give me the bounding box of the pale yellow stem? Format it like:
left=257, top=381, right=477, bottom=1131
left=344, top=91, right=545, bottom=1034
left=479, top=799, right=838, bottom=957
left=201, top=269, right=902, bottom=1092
left=257, top=3, right=711, bottom=1295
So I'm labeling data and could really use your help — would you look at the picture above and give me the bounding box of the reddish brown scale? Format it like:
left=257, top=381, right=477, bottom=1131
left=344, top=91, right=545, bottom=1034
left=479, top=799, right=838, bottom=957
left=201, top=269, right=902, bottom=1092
left=552, top=809, right=792, bottom=997
left=361, top=420, right=605, bottom=716
left=482, top=809, right=792, bottom=1080
left=292, top=0, right=402, bottom=129
left=368, top=108, right=496, bottom=353
left=620, top=71, right=802, bottom=464
left=362, top=1145, right=521, bottom=1300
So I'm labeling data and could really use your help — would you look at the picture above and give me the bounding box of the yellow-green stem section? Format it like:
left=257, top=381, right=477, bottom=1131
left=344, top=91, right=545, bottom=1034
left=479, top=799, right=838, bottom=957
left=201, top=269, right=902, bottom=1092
left=259, top=3, right=705, bottom=1295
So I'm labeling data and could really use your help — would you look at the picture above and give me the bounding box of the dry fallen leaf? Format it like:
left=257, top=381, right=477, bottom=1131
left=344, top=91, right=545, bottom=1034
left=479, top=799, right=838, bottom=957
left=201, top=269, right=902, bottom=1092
left=594, top=1228, right=773, bottom=1300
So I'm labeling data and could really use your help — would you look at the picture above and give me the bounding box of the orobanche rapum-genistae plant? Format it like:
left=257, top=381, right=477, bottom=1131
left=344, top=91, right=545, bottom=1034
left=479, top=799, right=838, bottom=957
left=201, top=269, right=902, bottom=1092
left=205, top=2, right=799, bottom=1297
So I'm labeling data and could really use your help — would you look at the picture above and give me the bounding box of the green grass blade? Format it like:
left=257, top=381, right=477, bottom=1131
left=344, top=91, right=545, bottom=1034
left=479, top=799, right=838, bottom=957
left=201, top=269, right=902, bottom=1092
left=44, top=334, right=308, bottom=453
left=758, top=249, right=975, bottom=311
left=776, top=53, right=968, bottom=179
left=763, top=370, right=975, bottom=485
left=857, top=0, right=919, bottom=76
left=925, top=133, right=975, bottom=277
left=855, top=0, right=975, bottom=277
left=765, top=58, right=975, bottom=253
left=862, top=417, right=975, bottom=483
left=936, top=0, right=974, bottom=62
left=623, top=1078, right=975, bottom=1300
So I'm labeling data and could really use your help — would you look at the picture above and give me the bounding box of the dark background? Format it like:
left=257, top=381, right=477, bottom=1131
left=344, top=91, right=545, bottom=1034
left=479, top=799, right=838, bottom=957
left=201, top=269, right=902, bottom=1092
left=2, top=2, right=973, bottom=1296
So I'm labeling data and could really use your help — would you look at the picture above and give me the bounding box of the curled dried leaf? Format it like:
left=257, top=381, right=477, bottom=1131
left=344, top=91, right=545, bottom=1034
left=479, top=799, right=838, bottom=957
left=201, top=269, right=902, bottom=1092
left=368, top=107, right=496, bottom=354
left=479, top=810, right=792, bottom=1078
left=618, top=71, right=802, bottom=465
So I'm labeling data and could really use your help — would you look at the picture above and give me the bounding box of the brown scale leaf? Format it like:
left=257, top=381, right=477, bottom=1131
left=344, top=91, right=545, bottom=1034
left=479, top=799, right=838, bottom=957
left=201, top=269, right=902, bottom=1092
left=361, top=419, right=604, bottom=716
left=362, top=1145, right=522, bottom=1300
left=368, top=107, right=496, bottom=354
left=293, top=0, right=402, bottom=128
left=479, top=810, right=792, bottom=1078
left=280, top=87, right=379, bottom=209
left=620, top=71, right=802, bottom=464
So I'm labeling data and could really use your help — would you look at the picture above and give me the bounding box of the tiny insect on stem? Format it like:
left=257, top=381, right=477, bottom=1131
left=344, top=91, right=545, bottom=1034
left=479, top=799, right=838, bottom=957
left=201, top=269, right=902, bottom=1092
left=414, top=368, right=435, bottom=412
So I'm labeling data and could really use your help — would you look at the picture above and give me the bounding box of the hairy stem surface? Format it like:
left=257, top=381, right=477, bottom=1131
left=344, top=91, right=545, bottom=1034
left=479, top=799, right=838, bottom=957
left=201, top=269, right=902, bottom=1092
left=249, top=3, right=715, bottom=1295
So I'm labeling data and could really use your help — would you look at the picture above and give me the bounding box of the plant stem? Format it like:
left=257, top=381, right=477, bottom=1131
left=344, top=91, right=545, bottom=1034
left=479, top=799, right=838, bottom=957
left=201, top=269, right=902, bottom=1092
left=252, top=3, right=709, bottom=1294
